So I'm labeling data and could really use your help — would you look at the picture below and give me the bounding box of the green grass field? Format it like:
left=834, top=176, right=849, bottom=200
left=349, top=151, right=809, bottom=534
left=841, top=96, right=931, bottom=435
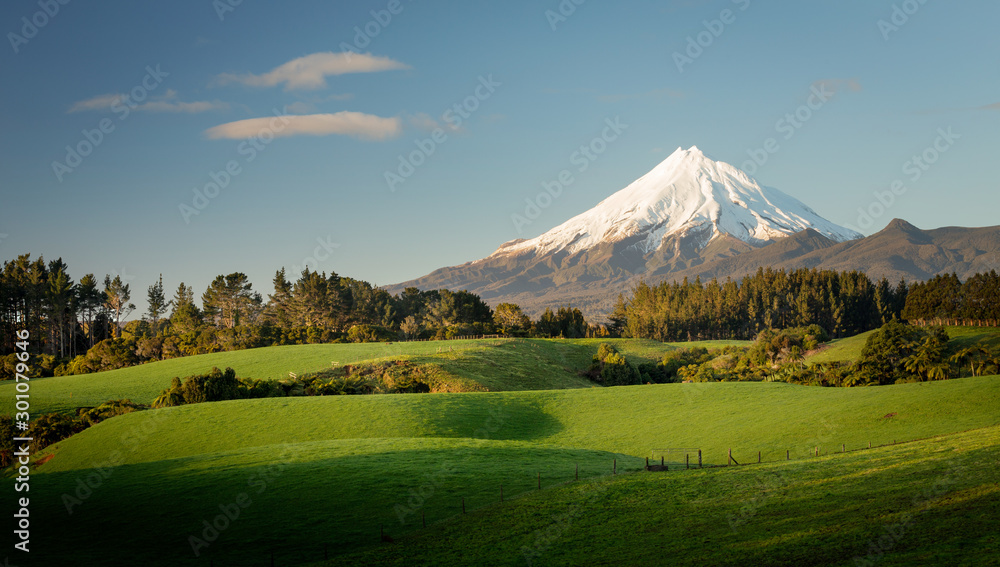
left=1, top=337, right=745, bottom=415
left=805, top=330, right=875, bottom=364
left=325, top=424, right=1000, bottom=566
left=23, top=375, right=1000, bottom=566
left=806, top=326, right=1000, bottom=365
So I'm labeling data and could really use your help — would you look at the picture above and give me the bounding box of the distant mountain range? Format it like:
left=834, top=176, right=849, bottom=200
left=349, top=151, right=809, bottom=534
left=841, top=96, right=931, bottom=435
left=387, top=147, right=1000, bottom=320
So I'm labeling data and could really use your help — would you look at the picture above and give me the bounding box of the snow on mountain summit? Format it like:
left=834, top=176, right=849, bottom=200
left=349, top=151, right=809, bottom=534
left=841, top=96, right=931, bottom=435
left=491, top=146, right=861, bottom=258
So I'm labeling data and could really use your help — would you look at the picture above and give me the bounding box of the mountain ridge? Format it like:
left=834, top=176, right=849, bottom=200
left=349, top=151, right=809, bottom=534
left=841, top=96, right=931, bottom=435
left=386, top=149, right=1000, bottom=320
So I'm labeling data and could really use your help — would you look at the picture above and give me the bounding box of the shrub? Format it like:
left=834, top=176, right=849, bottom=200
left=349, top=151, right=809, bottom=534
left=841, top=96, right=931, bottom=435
left=79, top=399, right=149, bottom=426
left=601, top=352, right=641, bottom=386
left=346, top=324, right=395, bottom=343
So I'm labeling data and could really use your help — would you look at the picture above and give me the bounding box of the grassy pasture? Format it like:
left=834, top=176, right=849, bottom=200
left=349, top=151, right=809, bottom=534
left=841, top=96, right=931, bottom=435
left=1, top=338, right=743, bottom=415
left=326, top=424, right=1000, bottom=566
left=806, top=325, right=1000, bottom=365
left=21, top=375, right=1000, bottom=566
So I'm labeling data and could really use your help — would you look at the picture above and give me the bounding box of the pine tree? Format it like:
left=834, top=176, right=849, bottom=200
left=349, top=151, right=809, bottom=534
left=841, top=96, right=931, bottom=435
left=146, top=274, right=170, bottom=336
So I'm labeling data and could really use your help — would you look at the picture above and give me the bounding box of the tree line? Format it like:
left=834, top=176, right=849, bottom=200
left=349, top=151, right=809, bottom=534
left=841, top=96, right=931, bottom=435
left=588, top=320, right=1000, bottom=388
left=610, top=268, right=911, bottom=341
left=901, top=271, right=1000, bottom=324
left=0, top=254, right=603, bottom=376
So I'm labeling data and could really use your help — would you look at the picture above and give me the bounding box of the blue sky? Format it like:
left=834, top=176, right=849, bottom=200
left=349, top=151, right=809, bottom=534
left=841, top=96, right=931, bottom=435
left=2, top=0, right=998, bottom=306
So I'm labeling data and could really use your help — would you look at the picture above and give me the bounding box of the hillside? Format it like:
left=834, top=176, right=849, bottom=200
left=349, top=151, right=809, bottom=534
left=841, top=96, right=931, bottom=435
left=23, top=375, right=1000, bottom=566
left=2, top=338, right=724, bottom=415
left=327, top=424, right=1000, bottom=566
left=668, top=219, right=1000, bottom=285
left=805, top=326, right=1000, bottom=365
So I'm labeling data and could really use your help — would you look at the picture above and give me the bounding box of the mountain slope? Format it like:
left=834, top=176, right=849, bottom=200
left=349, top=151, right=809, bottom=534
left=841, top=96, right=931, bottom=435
left=496, top=146, right=859, bottom=259
left=387, top=147, right=860, bottom=317
left=669, top=219, right=1000, bottom=284
left=388, top=148, right=999, bottom=320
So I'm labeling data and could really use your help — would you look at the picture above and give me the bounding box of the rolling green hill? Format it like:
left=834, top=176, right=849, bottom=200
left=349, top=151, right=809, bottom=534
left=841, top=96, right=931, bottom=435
left=23, top=375, right=1000, bottom=566
left=326, top=423, right=1000, bottom=566
left=1, top=338, right=748, bottom=415
left=806, top=325, right=1000, bottom=364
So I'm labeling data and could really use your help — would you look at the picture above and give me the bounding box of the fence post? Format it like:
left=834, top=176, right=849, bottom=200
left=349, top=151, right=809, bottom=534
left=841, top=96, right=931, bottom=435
left=698, top=449, right=702, bottom=468
left=575, top=464, right=579, bottom=480
left=786, top=449, right=789, bottom=460
left=815, top=446, right=819, bottom=457
left=613, top=458, right=617, bottom=474
left=646, top=457, right=649, bottom=469
left=842, top=443, right=846, bottom=453
left=686, top=454, right=689, bottom=469
left=758, top=451, right=761, bottom=464
left=661, top=456, right=664, bottom=467
left=728, top=448, right=732, bottom=465
left=868, top=441, right=872, bottom=449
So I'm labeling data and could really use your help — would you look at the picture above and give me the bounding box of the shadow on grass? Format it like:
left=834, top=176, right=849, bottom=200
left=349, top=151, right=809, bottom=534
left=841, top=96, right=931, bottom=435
left=27, top=439, right=638, bottom=567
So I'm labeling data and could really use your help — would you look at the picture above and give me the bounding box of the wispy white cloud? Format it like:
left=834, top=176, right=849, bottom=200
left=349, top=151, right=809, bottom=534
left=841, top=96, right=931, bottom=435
left=68, top=94, right=122, bottom=113
left=214, top=52, right=409, bottom=91
left=204, top=112, right=402, bottom=141
left=408, top=112, right=443, bottom=132
left=982, top=102, right=1000, bottom=111
left=68, top=90, right=228, bottom=113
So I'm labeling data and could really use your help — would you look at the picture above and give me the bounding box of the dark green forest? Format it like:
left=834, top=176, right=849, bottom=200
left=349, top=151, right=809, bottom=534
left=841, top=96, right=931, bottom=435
left=610, top=267, right=1000, bottom=341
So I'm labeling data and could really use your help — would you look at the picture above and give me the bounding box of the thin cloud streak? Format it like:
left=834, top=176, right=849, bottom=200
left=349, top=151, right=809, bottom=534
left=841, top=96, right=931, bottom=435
left=204, top=112, right=402, bottom=141
left=213, top=52, right=409, bottom=91
left=69, top=90, right=228, bottom=113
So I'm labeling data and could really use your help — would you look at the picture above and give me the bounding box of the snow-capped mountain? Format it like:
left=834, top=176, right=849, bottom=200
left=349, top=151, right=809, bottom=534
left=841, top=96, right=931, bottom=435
left=490, top=146, right=860, bottom=260
left=388, top=146, right=941, bottom=320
